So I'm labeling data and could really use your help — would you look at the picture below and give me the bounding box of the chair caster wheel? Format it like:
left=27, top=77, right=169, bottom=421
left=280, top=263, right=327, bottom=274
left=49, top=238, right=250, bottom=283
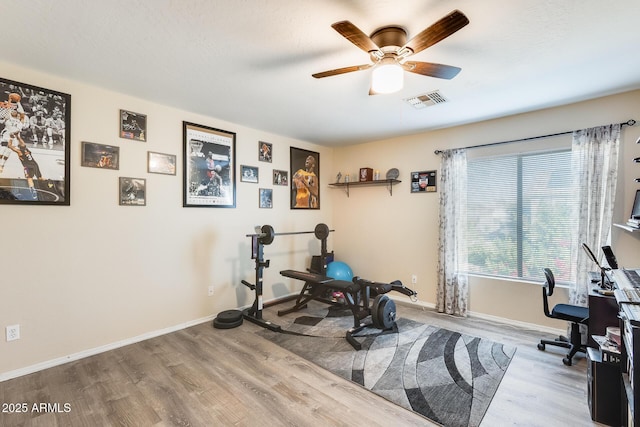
left=562, top=357, right=572, bottom=366
left=537, top=343, right=545, bottom=351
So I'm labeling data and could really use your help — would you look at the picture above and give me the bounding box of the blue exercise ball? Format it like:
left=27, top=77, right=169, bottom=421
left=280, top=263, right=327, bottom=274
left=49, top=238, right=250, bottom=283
left=326, top=261, right=353, bottom=281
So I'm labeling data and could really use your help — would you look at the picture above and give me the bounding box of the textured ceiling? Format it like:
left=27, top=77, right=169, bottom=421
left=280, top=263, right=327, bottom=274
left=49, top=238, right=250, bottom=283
left=4, top=0, right=640, bottom=146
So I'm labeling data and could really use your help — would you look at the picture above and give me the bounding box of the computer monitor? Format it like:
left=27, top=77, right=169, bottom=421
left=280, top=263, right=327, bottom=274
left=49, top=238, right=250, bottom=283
left=631, top=189, right=640, bottom=220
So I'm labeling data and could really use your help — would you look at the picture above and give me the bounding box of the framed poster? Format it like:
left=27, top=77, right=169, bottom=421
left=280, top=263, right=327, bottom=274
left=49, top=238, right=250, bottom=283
left=119, top=177, right=146, bottom=206
left=259, top=188, right=273, bottom=208
left=258, top=141, right=272, bottom=162
left=183, top=121, right=236, bottom=207
left=410, top=170, right=437, bottom=193
left=147, top=151, right=176, bottom=175
left=0, top=77, right=71, bottom=205
left=81, top=142, right=119, bottom=170
left=240, top=165, right=259, bottom=183
left=290, top=147, right=319, bottom=209
left=119, top=109, right=146, bottom=141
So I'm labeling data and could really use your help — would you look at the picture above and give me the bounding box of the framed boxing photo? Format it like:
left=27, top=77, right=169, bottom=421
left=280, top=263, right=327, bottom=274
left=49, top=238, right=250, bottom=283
left=0, top=76, right=71, bottom=205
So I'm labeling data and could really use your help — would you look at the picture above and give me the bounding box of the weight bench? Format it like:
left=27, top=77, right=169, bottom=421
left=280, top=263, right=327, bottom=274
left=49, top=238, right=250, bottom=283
left=279, top=269, right=417, bottom=350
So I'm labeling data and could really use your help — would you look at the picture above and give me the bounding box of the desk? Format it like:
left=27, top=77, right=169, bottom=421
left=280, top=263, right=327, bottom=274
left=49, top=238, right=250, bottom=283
left=587, top=290, right=622, bottom=426
left=614, top=269, right=640, bottom=426
left=588, top=290, right=619, bottom=348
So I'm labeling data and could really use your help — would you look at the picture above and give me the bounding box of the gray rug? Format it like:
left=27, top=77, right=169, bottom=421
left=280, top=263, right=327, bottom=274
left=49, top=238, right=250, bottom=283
left=257, top=301, right=516, bottom=427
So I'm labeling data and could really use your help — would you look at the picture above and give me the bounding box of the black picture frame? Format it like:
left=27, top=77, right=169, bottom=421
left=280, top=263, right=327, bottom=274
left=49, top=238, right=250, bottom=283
left=119, top=109, right=146, bottom=142
left=290, top=147, right=319, bottom=209
left=81, top=141, right=119, bottom=170
left=0, top=77, right=71, bottom=205
left=183, top=121, right=236, bottom=208
left=410, top=170, right=437, bottom=193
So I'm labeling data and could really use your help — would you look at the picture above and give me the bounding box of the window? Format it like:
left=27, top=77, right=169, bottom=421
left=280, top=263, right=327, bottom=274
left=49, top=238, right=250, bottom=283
left=466, top=150, right=578, bottom=283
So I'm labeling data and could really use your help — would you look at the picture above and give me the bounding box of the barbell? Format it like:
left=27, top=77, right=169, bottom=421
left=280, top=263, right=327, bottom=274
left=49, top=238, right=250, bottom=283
left=246, top=223, right=333, bottom=245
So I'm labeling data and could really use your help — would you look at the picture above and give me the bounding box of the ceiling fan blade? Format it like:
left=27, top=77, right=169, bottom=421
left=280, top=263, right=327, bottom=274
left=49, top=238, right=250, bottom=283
left=402, top=61, right=461, bottom=79
left=331, top=21, right=381, bottom=54
left=400, top=10, right=469, bottom=56
left=312, top=64, right=372, bottom=79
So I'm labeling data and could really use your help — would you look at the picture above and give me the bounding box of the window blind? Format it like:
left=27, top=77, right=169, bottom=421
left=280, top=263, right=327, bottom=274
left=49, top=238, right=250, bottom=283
left=466, top=150, right=577, bottom=283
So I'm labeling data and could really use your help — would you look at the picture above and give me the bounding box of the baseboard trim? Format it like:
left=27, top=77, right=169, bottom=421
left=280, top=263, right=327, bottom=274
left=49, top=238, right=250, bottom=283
left=392, top=296, right=565, bottom=336
left=0, top=314, right=217, bottom=383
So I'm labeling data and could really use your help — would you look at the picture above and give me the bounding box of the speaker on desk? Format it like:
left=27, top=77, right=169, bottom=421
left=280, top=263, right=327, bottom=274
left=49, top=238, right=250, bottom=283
left=587, top=347, right=621, bottom=426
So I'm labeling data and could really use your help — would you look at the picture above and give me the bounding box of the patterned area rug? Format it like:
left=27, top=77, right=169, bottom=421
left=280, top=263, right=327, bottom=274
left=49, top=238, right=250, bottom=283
left=257, top=301, right=516, bottom=427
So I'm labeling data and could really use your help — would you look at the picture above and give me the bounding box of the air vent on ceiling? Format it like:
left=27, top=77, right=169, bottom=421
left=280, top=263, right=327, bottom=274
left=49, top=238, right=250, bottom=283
left=404, top=90, right=448, bottom=109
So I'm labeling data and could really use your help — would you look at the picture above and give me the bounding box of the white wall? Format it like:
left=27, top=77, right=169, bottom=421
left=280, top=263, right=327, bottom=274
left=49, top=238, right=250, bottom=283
left=331, top=89, right=640, bottom=328
left=0, top=62, right=334, bottom=377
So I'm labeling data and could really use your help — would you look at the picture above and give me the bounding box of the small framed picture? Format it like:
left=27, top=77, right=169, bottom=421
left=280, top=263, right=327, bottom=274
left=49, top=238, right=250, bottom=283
left=273, top=169, right=288, bottom=186
left=81, top=141, right=120, bottom=170
left=259, top=141, right=272, bottom=162
left=259, top=188, right=273, bottom=208
left=119, top=177, right=146, bottom=206
left=240, top=165, right=259, bottom=183
left=120, top=109, right=147, bottom=142
left=147, top=151, right=176, bottom=175
left=410, top=170, right=437, bottom=193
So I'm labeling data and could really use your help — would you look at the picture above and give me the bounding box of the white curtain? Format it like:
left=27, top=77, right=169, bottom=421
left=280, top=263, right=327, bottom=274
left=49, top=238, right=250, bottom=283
left=571, top=124, right=620, bottom=306
left=437, top=149, right=468, bottom=316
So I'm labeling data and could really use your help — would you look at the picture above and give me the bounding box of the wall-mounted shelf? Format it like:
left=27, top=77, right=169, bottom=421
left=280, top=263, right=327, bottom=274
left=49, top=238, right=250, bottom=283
left=328, top=179, right=401, bottom=197
left=614, top=223, right=639, bottom=233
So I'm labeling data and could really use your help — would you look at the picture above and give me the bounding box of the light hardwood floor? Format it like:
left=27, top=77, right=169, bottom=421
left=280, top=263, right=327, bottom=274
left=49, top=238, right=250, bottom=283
left=0, top=302, right=599, bottom=427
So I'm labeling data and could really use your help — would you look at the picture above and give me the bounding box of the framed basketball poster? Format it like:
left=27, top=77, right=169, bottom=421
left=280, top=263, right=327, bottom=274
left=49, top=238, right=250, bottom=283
left=290, top=147, right=319, bottom=209
left=0, top=77, right=71, bottom=205
left=183, top=121, right=236, bottom=208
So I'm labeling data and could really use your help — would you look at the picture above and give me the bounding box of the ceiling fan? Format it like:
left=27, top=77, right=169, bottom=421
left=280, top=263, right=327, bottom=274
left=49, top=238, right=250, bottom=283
left=312, top=9, right=469, bottom=94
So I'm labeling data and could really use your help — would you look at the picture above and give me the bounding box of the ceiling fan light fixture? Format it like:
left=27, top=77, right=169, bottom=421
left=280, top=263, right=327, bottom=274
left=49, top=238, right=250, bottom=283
left=371, top=58, right=403, bottom=94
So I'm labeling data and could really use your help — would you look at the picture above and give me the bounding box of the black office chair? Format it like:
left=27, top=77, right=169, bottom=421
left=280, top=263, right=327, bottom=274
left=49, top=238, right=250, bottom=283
left=537, top=268, right=589, bottom=366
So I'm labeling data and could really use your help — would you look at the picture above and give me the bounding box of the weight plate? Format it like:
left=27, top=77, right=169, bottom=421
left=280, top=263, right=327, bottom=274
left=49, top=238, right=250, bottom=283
left=260, top=224, right=275, bottom=245
left=314, top=223, right=330, bottom=240
left=379, top=298, right=396, bottom=330
left=215, top=309, right=243, bottom=324
left=213, top=317, right=243, bottom=329
left=371, top=294, right=389, bottom=329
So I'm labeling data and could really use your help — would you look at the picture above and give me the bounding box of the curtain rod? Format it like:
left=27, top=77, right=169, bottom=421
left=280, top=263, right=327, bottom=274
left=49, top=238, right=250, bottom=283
left=433, top=119, right=636, bottom=155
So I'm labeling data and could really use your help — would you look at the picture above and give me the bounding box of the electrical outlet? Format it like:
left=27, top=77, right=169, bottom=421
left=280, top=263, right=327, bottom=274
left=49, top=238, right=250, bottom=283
left=6, top=324, right=20, bottom=342
left=208, top=285, right=214, bottom=296
left=411, top=275, right=418, bottom=284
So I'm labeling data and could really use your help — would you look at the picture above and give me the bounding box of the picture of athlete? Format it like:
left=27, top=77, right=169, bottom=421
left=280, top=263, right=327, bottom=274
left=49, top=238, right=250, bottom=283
left=10, top=143, right=43, bottom=199
left=0, top=106, right=29, bottom=174
left=292, top=155, right=319, bottom=208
